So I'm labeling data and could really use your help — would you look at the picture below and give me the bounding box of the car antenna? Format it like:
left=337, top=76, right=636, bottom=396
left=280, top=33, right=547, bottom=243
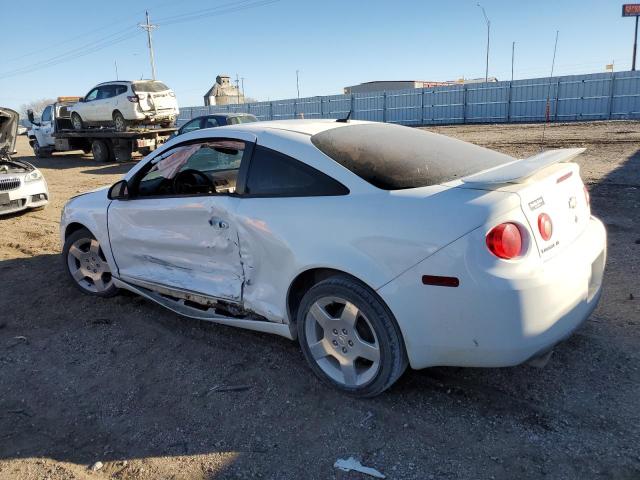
left=336, top=110, right=352, bottom=123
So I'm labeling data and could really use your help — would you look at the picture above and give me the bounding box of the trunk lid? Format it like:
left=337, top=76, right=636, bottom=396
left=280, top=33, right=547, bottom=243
left=132, top=81, right=177, bottom=112
left=459, top=149, right=590, bottom=260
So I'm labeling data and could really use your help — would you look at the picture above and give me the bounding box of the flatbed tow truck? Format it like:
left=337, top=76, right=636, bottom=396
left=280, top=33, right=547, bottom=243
left=27, top=97, right=176, bottom=162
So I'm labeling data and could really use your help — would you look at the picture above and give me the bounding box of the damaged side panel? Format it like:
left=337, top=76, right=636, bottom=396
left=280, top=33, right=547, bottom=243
left=108, top=195, right=245, bottom=302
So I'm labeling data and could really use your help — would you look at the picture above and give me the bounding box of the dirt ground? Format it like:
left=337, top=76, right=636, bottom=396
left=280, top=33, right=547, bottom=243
left=1, top=121, right=639, bottom=480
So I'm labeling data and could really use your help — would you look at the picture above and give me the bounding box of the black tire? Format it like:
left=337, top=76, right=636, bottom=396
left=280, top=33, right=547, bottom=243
left=113, top=111, right=128, bottom=132
left=32, top=139, right=43, bottom=158
left=62, top=227, right=119, bottom=298
left=296, top=275, right=408, bottom=397
left=71, top=112, right=84, bottom=130
left=91, top=140, right=112, bottom=162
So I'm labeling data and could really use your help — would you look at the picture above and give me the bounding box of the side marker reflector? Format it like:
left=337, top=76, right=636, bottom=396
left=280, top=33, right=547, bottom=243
left=422, top=275, right=460, bottom=288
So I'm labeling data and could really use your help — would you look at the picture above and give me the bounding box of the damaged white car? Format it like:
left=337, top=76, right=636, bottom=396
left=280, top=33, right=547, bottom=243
left=1, top=107, right=49, bottom=215
left=60, top=120, right=606, bottom=397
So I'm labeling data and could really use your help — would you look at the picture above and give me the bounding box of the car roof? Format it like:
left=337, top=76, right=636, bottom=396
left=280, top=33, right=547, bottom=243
left=214, top=119, right=373, bottom=136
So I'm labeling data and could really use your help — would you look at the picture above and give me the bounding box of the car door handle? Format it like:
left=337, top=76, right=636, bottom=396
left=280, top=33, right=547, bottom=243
left=209, top=217, right=229, bottom=229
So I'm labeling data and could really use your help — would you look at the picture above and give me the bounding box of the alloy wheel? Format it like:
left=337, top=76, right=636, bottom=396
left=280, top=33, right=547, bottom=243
left=304, top=296, right=381, bottom=388
left=66, top=237, right=113, bottom=293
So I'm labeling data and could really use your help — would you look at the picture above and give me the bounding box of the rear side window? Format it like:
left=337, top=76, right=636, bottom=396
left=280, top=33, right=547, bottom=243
left=133, top=81, right=170, bottom=93
left=114, top=85, right=128, bottom=96
left=310, top=123, right=513, bottom=190
left=245, top=146, right=348, bottom=197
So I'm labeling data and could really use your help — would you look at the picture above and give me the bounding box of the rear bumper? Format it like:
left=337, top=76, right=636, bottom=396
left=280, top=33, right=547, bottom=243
left=378, top=216, right=607, bottom=369
left=0, top=180, right=49, bottom=215
left=133, top=107, right=179, bottom=122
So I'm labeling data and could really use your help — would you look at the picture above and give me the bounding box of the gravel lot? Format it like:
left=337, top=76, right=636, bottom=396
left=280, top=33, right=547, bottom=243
left=1, top=121, right=639, bottom=480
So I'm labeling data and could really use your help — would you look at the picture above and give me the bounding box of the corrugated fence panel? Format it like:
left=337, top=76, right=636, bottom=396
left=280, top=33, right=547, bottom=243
left=465, top=81, right=510, bottom=122
left=386, top=88, right=422, bottom=124
left=178, top=71, right=640, bottom=126
left=354, top=91, right=384, bottom=122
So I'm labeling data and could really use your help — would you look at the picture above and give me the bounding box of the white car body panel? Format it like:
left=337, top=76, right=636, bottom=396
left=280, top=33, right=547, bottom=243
left=68, top=80, right=179, bottom=126
left=60, top=120, right=607, bottom=370
left=108, top=194, right=244, bottom=302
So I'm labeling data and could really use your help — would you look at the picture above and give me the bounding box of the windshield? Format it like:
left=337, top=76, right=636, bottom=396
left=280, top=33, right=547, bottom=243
left=310, top=123, right=513, bottom=190
left=133, top=81, right=171, bottom=93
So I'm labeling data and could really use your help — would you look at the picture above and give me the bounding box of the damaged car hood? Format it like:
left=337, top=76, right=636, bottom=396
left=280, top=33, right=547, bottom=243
left=0, top=107, right=19, bottom=154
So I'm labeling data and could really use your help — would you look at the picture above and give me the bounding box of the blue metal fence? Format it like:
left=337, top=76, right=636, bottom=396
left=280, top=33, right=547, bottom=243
left=178, top=71, right=640, bottom=126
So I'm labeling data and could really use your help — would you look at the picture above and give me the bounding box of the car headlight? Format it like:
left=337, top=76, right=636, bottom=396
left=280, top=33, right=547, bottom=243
left=24, top=170, right=43, bottom=182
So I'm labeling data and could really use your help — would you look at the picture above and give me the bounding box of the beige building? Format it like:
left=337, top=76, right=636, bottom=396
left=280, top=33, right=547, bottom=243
left=204, top=74, right=244, bottom=106
left=344, top=77, right=499, bottom=94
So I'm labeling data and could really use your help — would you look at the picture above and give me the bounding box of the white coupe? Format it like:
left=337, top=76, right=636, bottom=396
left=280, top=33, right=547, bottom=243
left=60, top=120, right=606, bottom=397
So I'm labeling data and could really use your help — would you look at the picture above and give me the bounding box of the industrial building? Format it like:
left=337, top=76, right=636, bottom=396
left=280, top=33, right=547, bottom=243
left=343, top=77, right=498, bottom=94
left=204, top=74, right=244, bottom=106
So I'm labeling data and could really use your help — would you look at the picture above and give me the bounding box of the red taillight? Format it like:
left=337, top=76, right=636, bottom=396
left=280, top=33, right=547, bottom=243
left=486, top=223, right=522, bottom=259
left=583, top=185, right=590, bottom=207
left=537, top=213, right=553, bottom=241
left=127, top=95, right=139, bottom=103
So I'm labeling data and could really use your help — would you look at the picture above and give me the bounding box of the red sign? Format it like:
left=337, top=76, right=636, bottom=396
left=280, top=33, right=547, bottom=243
left=623, top=4, right=640, bottom=16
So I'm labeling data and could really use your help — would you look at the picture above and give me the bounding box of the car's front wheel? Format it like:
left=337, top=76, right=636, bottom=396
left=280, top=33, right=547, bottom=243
left=63, top=228, right=118, bottom=297
left=297, top=275, right=407, bottom=397
left=31, top=139, right=48, bottom=158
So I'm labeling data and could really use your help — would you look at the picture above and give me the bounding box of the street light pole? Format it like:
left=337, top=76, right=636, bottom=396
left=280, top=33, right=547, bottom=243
left=477, top=3, right=490, bottom=82
left=633, top=16, right=639, bottom=71
left=511, top=41, right=515, bottom=82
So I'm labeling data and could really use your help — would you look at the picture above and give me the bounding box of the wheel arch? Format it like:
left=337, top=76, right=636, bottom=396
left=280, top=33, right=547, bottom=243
left=64, top=222, right=91, bottom=241
left=286, top=267, right=392, bottom=328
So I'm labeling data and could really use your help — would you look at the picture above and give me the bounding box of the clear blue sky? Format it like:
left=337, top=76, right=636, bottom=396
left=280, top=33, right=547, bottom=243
left=0, top=0, right=635, bottom=111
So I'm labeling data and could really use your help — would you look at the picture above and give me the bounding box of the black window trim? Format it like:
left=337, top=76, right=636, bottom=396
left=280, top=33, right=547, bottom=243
left=127, top=137, right=255, bottom=200
left=240, top=144, right=350, bottom=198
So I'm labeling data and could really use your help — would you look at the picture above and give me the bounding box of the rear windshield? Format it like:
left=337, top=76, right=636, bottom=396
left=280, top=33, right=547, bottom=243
left=133, top=81, right=171, bottom=93
left=310, top=123, right=513, bottom=190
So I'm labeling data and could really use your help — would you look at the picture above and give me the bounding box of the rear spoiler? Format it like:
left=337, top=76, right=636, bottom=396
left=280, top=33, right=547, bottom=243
left=462, top=148, right=585, bottom=185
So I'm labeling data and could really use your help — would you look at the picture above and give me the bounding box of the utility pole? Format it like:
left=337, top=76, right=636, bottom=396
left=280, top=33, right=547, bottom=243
left=542, top=30, right=559, bottom=146
left=241, top=77, right=245, bottom=98
left=296, top=70, right=300, bottom=99
left=138, top=11, right=158, bottom=80
left=477, top=3, right=490, bottom=82
left=235, top=74, right=240, bottom=104
left=114, top=60, right=119, bottom=80
left=511, top=41, right=515, bottom=82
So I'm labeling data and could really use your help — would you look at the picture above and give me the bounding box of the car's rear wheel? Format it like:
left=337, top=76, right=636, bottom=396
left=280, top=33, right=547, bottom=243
left=71, top=113, right=84, bottom=130
left=63, top=228, right=118, bottom=297
left=113, top=111, right=128, bottom=132
left=297, top=275, right=407, bottom=397
left=91, top=140, right=111, bottom=162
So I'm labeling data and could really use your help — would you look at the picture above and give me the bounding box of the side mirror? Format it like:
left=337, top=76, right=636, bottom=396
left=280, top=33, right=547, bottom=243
left=108, top=179, right=129, bottom=200
left=27, top=109, right=39, bottom=126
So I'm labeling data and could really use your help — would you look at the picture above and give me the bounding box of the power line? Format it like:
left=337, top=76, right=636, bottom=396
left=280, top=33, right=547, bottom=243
left=0, top=0, right=279, bottom=81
